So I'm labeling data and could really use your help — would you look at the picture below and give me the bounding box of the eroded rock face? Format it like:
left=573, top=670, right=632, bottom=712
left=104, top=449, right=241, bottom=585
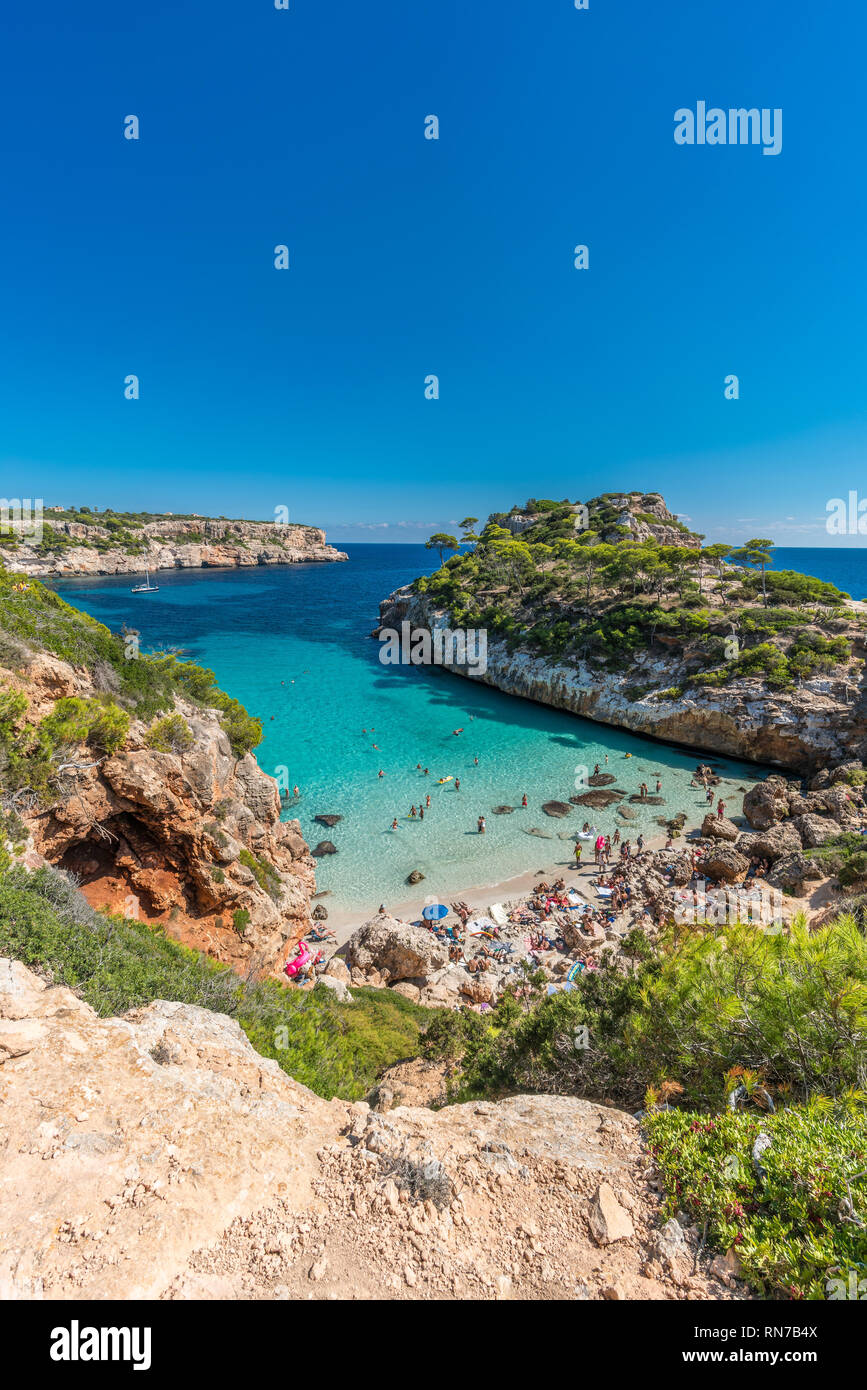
left=0, top=518, right=347, bottom=578
left=346, top=914, right=450, bottom=984
left=12, top=656, right=315, bottom=978
left=0, top=958, right=743, bottom=1303
left=377, top=592, right=867, bottom=774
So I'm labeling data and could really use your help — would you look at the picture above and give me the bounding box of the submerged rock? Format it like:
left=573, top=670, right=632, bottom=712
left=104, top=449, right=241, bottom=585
left=571, top=790, right=623, bottom=809
left=542, top=800, right=572, bottom=818
left=492, top=805, right=514, bottom=814
left=312, top=841, right=338, bottom=857
left=314, top=814, right=342, bottom=827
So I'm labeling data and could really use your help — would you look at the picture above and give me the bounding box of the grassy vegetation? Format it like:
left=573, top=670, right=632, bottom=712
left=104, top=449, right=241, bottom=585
left=0, top=864, right=433, bottom=1101
left=0, top=571, right=263, bottom=801
left=646, top=1100, right=867, bottom=1299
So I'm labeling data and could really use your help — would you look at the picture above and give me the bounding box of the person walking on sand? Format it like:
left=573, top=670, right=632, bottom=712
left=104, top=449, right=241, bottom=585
left=478, top=815, right=486, bottom=834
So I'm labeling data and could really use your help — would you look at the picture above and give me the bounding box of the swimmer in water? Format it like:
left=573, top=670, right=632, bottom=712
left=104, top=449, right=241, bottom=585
left=419, top=807, right=424, bottom=820
left=293, top=785, right=300, bottom=798
left=522, top=794, right=528, bottom=808
left=455, top=777, right=460, bottom=790
left=425, top=794, right=431, bottom=807
left=410, top=805, right=417, bottom=818
left=378, top=769, right=385, bottom=778
left=391, top=819, right=398, bottom=830
left=423, top=768, right=429, bottom=776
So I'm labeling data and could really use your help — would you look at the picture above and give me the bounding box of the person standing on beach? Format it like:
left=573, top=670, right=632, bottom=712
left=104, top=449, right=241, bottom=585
left=573, top=839, right=583, bottom=868
left=718, top=799, right=726, bottom=819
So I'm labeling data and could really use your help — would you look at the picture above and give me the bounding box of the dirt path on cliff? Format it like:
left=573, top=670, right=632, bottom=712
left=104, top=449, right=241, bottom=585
left=1, top=958, right=747, bottom=1303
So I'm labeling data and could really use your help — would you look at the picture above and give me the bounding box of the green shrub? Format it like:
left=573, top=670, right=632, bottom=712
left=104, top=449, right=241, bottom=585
left=0, top=864, right=434, bottom=1101
left=645, top=1098, right=867, bottom=1300
left=232, top=908, right=251, bottom=934
left=145, top=713, right=193, bottom=754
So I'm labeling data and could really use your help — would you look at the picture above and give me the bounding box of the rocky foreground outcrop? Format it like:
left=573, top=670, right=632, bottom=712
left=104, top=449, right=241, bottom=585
left=8, top=652, right=315, bottom=976
left=378, top=589, right=867, bottom=774
left=0, top=959, right=742, bottom=1302
left=1, top=517, right=347, bottom=578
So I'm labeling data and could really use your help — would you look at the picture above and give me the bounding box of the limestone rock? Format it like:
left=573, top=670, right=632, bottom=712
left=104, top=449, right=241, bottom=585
left=701, top=814, right=740, bottom=842
left=346, top=913, right=449, bottom=984
left=588, top=1182, right=635, bottom=1246
left=702, top=846, right=750, bottom=884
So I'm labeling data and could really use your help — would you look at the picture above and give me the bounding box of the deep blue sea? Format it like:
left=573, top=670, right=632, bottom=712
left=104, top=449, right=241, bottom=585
left=54, top=545, right=862, bottom=913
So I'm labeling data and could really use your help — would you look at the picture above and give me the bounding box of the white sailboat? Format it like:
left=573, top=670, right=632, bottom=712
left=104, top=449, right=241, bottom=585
left=131, top=564, right=159, bottom=593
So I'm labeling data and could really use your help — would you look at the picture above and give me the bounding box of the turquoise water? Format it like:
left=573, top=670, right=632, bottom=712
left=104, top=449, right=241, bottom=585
left=55, top=545, right=777, bottom=913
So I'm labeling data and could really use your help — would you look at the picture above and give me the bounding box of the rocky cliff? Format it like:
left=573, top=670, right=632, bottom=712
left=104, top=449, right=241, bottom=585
left=1, top=516, right=347, bottom=578
left=0, top=957, right=741, bottom=1302
left=378, top=587, right=867, bottom=773
left=4, top=649, right=315, bottom=976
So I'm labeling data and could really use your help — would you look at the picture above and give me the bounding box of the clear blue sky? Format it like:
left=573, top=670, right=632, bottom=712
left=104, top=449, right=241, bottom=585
left=1, top=1, right=865, bottom=545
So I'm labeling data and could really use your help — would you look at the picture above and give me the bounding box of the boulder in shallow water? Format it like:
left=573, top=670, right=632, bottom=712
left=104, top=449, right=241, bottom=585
left=406, top=869, right=425, bottom=885
left=312, top=840, right=337, bottom=857
left=312, top=903, right=329, bottom=920
left=525, top=827, right=553, bottom=838
left=492, top=805, right=514, bottom=814
left=617, top=807, right=637, bottom=821
left=542, top=800, right=572, bottom=818
left=571, top=790, right=623, bottom=809
left=588, top=773, right=617, bottom=787
left=628, top=794, right=664, bottom=805
left=314, top=814, right=342, bottom=827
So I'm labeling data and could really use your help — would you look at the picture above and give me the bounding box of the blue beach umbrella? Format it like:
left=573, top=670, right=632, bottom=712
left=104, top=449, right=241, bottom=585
left=422, top=903, right=448, bottom=921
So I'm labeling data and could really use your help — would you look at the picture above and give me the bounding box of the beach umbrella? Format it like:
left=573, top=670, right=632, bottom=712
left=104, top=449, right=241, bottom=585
left=422, top=903, right=448, bottom=921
